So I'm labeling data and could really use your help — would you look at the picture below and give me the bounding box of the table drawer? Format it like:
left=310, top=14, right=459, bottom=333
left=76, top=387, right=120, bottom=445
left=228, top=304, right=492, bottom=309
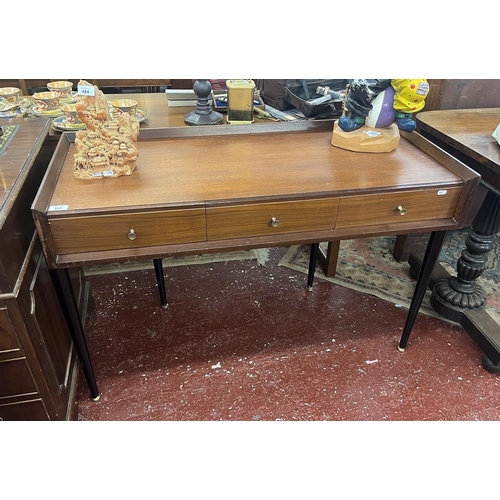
left=49, top=208, right=207, bottom=254
left=207, top=198, right=339, bottom=240
left=336, top=187, right=462, bottom=228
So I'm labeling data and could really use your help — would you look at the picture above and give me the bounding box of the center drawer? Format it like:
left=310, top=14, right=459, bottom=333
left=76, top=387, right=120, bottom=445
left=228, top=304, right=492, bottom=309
left=48, top=208, right=207, bottom=254
left=207, top=198, right=339, bottom=240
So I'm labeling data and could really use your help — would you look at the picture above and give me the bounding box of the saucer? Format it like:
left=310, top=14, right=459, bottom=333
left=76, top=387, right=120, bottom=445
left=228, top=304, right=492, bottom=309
left=51, top=116, right=86, bottom=132
left=132, top=109, right=148, bottom=123
left=0, top=97, right=13, bottom=112
left=0, top=108, right=21, bottom=118
left=60, top=91, right=78, bottom=104
left=30, top=105, right=63, bottom=117
left=0, top=98, right=33, bottom=118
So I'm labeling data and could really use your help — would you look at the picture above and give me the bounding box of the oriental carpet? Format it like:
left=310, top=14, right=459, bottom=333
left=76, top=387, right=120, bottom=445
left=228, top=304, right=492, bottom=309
left=277, top=229, right=500, bottom=325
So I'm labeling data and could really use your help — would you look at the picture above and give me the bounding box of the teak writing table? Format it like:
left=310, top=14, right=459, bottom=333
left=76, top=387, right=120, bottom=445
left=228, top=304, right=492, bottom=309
left=32, top=121, right=479, bottom=400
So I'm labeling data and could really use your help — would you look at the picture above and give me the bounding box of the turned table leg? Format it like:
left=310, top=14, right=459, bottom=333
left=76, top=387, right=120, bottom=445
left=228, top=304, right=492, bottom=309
left=430, top=190, right=500, bottom=322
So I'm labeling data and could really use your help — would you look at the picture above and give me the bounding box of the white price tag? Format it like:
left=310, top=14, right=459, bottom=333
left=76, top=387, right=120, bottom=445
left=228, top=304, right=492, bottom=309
left=49, top=204, right=69, bottom=211
left=437, top=190, right=448, bottom=196
left=77, top=84, right=95, bottom=96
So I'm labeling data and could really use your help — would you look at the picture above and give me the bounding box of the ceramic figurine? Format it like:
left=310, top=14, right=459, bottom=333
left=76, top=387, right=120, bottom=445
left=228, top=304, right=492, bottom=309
left=338, top=79, right=430, bottom=133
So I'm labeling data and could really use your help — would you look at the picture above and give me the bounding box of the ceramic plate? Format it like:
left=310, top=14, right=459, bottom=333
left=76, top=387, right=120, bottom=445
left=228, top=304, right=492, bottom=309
left=51, top=116, right=86, bottom=132
left=30, top=105, right=63, bottom=117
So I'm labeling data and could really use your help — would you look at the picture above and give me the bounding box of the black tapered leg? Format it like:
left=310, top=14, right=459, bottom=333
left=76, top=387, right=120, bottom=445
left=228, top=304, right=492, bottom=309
left=50, top=268, right=100, bottom=401
left=307, top=243, right=320, bottom=291
left=153, top=258, right=168, bottom=308
left=398, top=230, right=447, bottom=352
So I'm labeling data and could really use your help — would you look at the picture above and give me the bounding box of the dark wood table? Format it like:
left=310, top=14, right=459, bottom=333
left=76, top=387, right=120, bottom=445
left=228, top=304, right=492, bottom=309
left=411, top=108, right=500, bottom=372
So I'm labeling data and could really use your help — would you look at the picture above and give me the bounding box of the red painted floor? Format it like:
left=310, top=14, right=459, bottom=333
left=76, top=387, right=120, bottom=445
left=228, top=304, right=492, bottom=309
left=76, top=247, right=500, bottom=421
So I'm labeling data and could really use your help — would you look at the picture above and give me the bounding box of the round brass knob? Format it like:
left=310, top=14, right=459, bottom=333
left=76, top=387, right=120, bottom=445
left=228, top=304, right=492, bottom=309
left=397, top=205, right=407, bottom=216
left=271, top=217, right=280, bottom=228
left=127, top=229, right=137, bottom=240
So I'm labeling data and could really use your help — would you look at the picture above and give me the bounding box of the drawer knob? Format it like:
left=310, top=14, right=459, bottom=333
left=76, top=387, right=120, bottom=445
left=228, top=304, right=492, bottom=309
left=127, top=228, right=137, bottom=240
left=271, top=217, right=280, bottom=228
left=397, top=205, right=407, bottom=216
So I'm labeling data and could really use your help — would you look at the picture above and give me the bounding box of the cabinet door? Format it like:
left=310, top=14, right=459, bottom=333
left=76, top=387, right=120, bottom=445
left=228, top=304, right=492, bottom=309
left=32, top=256, right=75, bottom=407
left=16, top=245, right=77, bottom=420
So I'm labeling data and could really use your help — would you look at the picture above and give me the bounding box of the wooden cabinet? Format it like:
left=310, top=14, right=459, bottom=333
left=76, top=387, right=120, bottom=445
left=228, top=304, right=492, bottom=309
left=0, top=118, right=80, bottom=420
left=424, top=79, right=500, bottom=111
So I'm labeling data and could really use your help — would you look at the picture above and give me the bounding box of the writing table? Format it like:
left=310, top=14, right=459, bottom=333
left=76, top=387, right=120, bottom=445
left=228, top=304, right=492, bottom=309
left=411, top=108, right=500, bottom=371
left=32, top=121, right=479, bottom=400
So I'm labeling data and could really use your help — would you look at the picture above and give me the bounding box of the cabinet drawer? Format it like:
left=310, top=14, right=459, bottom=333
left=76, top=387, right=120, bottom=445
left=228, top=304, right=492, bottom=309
left=336, top=187, right=462, bottom=228
left=49, top=208, right=207, bottom=254
left=207, top=198, right=339, bottom=240
left=0, top=399, right=49, bottom=421
left=0, top=309, right=21, bottom=354
left=0, top=358, right=37, bottom=398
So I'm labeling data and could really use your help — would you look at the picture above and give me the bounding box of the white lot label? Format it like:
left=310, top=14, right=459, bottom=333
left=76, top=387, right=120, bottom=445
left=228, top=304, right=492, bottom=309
left=77, top=85, right=95, bottom=96
left=437, top=190, right=448, bottom=195
left=48, top=205, right=69, bottom=211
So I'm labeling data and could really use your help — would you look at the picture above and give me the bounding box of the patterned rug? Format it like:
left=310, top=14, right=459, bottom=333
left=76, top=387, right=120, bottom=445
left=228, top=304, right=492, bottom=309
left=278, top=229, right=500, bottom=324
left=85, top=248, right=271, bottom=275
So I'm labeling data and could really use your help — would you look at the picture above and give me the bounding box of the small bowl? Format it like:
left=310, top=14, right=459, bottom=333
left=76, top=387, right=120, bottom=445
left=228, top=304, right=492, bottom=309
left=33, top=91, right=61, bottom=111
left=111, top=98, right=138, bottom=116
left=47, top=81, right=73, bottom=99
left=0, top=87, right=21, bottom=105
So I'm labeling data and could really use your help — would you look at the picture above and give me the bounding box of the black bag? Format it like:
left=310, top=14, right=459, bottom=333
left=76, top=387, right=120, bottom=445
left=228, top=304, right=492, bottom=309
left=256, top=79, right=348, bottom=117
left=285, top=79, right=348, bottom=118
left=256, top=79, right=298, bottom=111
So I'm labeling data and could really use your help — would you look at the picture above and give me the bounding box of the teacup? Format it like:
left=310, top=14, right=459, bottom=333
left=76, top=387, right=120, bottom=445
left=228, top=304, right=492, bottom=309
left=33, top=91, right=61, bottom=111
left=47, top=81, right=73, bottom=99
left=0, top=87, right=21, bottom=106
left=111, top=98, right=137, bottom=116
left=61, top=103, right=84, bottom=125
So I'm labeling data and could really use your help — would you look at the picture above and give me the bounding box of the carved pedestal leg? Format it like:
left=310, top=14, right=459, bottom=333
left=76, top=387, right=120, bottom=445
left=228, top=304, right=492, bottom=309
left=430, top=190, right=500, bottom=322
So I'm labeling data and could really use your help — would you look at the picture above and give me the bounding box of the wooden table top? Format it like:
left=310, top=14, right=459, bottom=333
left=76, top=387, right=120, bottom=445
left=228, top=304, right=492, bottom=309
left=48, top=126, right=464, bottom=212
left=417, top=108, right=500, bottom=190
